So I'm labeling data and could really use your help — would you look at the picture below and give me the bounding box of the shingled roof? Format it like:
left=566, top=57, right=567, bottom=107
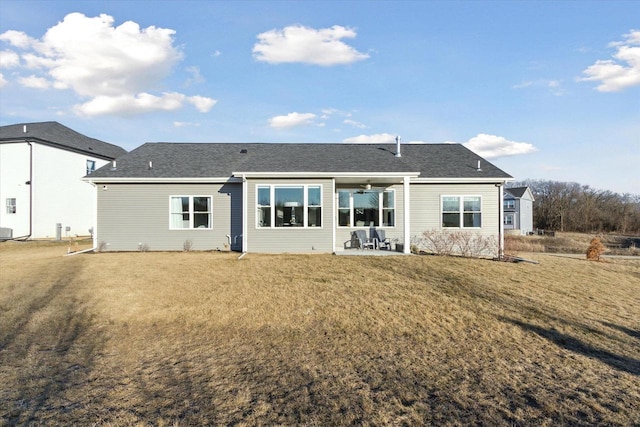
left=86, top=142, right=512, bottom=180
left=504, top=187, right=530, bottom=198
left=0, top=121, right=126, bottom=160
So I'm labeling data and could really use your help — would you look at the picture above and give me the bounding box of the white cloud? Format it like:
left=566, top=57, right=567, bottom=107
left=174, top=121, right=200, bottom=127
left=187, top=95, right=217, bottom=112
left=0, top=30, right=38, bottom=49
left=513, top=79, right=565, bottom=96
left=74, top=92, right=216, bottom=116
left=269, top=112, right=317, bottom=128
left=18, top=74, right=50, bottom=89
left=253, top=25, right=369, bottom=66
left=579, top=30, right=640, bottom=92
left=0, top=73, right=6, bottom=88
left=462, top=133, right=537, bottom=158
left=0, top=13, right=216, bottom=115
left=343, top=133, right=397, bottom=143
left=0, top=50, right=20, bottom=68
left=343, top=119, right=367, bottom=129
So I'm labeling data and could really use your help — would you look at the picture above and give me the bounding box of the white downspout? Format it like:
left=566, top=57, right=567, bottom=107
left=498, top=183, right=504, bottom=259
left=403, top=176, right=410, bottom=254
left=241, top=174, right=248, bottom=254
left=331, top=178, right=336, bottom=253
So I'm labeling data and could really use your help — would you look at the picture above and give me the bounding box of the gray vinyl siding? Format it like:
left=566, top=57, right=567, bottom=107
left=246, top=178, right=334, bottom=253
left=410, top=183, right=501, bottom=238
left=97, top=182, right=239, bottom=251
left=334, top=183, right=405, bottom=251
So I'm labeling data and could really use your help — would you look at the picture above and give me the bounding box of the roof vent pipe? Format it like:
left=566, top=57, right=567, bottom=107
left=111, top=160, right=117, bottom=170
left=477, top=160, right=482, bottom=172
left=23, top=125, right=27, bottom=133
left=148, top=161, right=153, bottom=169
left=395, top=136, right=401, bottom=158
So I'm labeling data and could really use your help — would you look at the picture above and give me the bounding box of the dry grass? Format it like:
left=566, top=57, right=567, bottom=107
left=1, top=242, right=639, bottom=426
left=506, top=232, right=640, bottom=256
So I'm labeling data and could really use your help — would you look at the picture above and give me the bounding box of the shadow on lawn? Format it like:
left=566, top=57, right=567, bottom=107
left=502, top=317, right=640, bottom=376
left=600, top=321, right=640, bottom=340
left=0, top=262, right=106, bottom=426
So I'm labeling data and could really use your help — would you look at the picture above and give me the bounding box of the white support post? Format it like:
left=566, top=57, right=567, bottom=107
left=242, top=174, right=248, bottom=253
left=403, top=176, right=410, bottom=254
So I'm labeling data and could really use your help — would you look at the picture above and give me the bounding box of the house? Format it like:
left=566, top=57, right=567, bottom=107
left=503, top=186, right=535, bottom=235
left=84, top=140, right=513, bottom=255
left=0, top=121, right=127, bottom=239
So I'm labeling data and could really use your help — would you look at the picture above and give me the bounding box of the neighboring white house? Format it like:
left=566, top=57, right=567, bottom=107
left=503, top=186, right=535, bottom=235
left=84, top=141, right=513, bottom=255
left=0, top=121, right=126, bottom=239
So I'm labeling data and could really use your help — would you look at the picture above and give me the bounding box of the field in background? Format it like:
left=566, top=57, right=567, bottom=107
left=1, top=241, right=639, bottom=425
left=506, top=232, right=640, bottom=256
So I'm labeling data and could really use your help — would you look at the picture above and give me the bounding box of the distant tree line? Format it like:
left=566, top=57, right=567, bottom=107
left=509, top=180, right=640, bottom=235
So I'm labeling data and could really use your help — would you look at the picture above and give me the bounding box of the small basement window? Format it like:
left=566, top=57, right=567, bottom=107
left=6, top=198, right=16, bottom=214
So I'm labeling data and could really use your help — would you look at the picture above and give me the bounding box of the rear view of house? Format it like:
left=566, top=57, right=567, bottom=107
left=85, top=141, right=512, bottom=255
left=0, top=122, right=126, bottom=239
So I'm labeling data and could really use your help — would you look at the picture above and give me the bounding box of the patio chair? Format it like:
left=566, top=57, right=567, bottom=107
left=371, top=228, right=391, bottom=250
left=354, top=230, right=375, bottom=250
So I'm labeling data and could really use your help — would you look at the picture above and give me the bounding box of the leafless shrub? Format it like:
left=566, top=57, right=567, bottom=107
left=412, top=230, right=497, bottom=258
left=137, top=243, right=150, bottom=252
left=586, top=237, right=605, bottom=261
left=183, top=239, right=193, bottom=252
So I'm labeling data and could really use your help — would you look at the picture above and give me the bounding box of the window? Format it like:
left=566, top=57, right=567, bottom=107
left=442, top=196, right=482, bottom=228
left=86, top=160, right=96, bottom=175
left=6, top=198, right=16, bottom=214
left=170, top=196, right=212, bottom=229
left=257, top=185, right=322, bottom=228
left=504, top=214, right=514, bottom=226
left=504, top=199, right=515, bottom=209
left=337, top=189, right=395, bottom=227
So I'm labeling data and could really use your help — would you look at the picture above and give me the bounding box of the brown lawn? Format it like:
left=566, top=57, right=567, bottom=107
left=1, top=241, right=639, bottom=426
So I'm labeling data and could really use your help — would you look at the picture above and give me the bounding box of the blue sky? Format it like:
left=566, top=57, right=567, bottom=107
left=1, top=0, right=638, bottom=194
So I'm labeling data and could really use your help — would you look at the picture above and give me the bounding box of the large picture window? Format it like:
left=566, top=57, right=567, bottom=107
left=170, top=196, right=212, bottom=229
left=257, top=185, right=322, bottom=228
left=442, top=196, right=482, bottom=228
left=337, top=189, right=395, bottom=227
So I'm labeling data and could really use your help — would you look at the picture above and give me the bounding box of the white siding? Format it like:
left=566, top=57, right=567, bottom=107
left=0, top=142, right=108, bottom=238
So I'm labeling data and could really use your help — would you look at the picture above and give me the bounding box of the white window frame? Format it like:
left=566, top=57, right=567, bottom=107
left=86, top=159, right=96, bottom=175
left=441, top=195, right=482, bottom=229
left=504, top=199, right=516, bottom=209
left=256, top=184, right=323, bottom=229
left=337, top=189, right=396, bottom=228
left=504, top=214, right=514, bottom=226
left=169, top=195, right=213, bottom=230
left=6, top=198, right=16, bottom=214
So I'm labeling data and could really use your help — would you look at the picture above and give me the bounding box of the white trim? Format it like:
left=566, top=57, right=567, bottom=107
left=413, top=177, right=513, bottom=184
left=241, top=174, right=247, bottom=252
left=331, top=178, right=336, bottom=252
left=403, top=176, right=410, bottom=254
left=234, top=171, right=419, bottom=179
left=168, top=195, right=213, bottom=230
left=83, top=177, right=239, bottom=184
left=255, top=184, right=324, bottom=229
left=440, top=195, right=483, bottom=229
left=336, top=188, right=396, bottom=228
